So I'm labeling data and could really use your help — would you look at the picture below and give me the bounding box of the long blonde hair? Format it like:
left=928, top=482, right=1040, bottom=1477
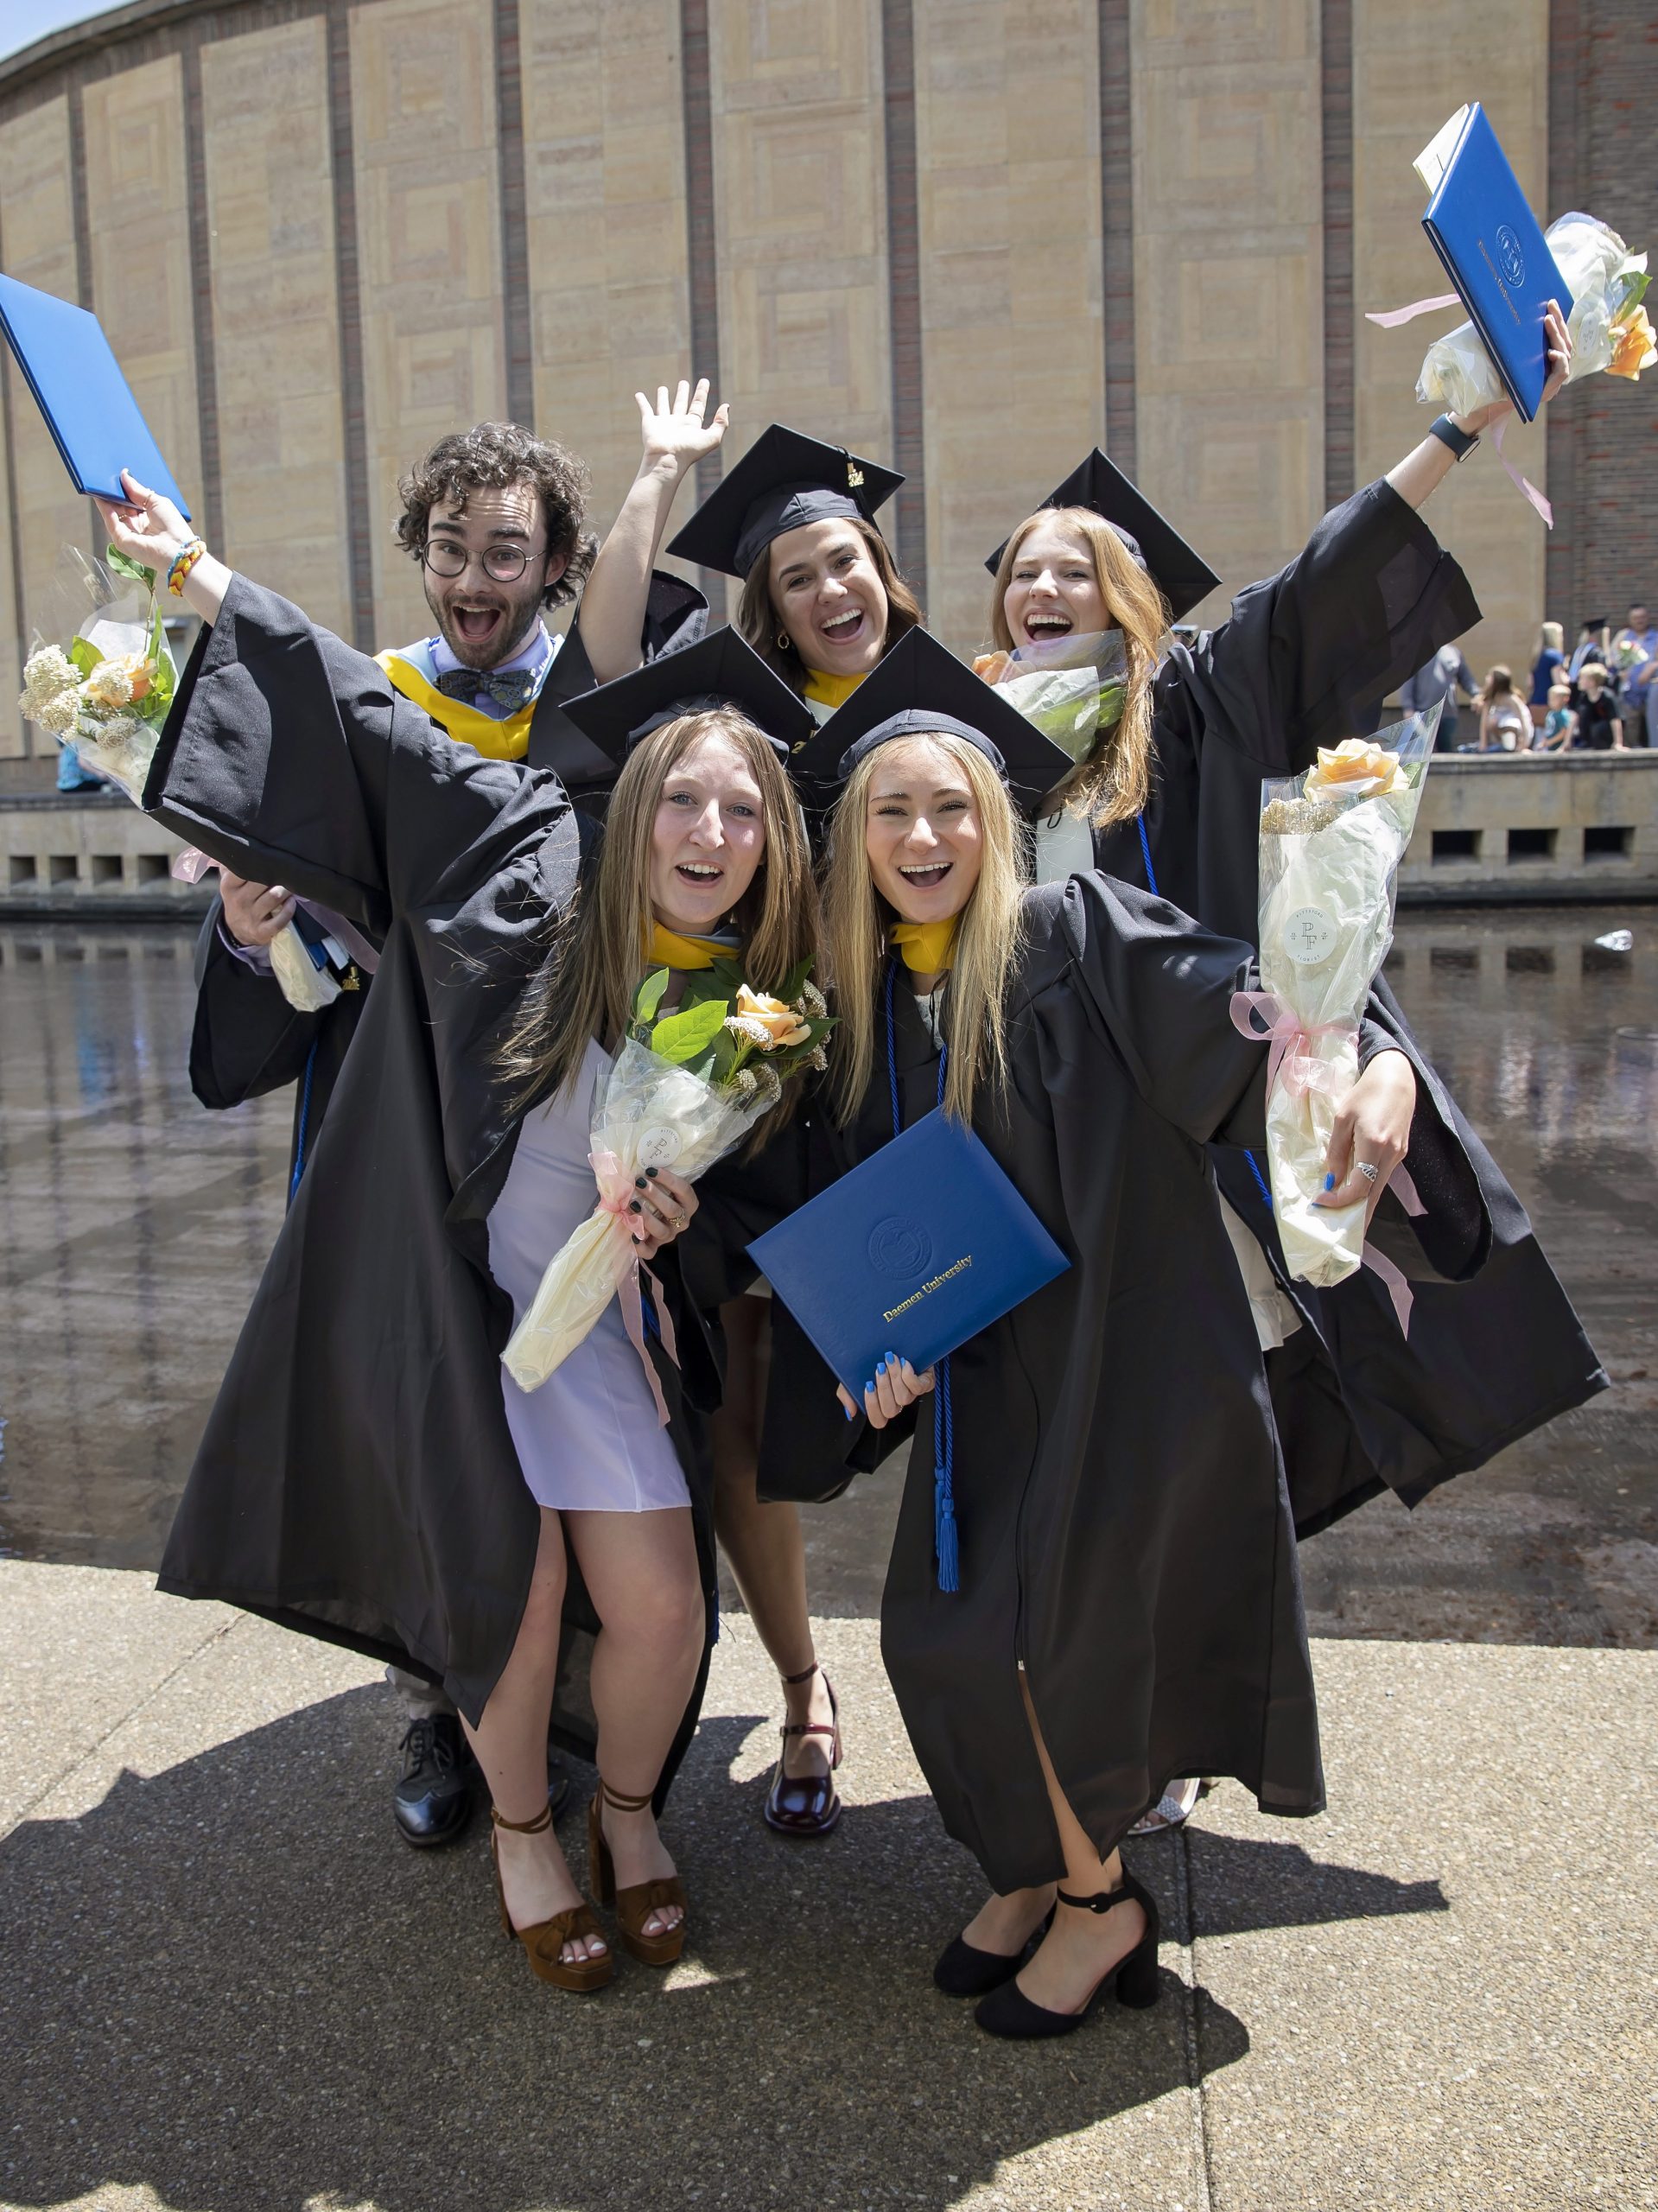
left=988, top=505, right=1166, bottom=825
left=821, top=733, right=1026, bottom=1127
left=500, top=709, right=819, bottom=1116
left=736, top=518, right=924, bottom=692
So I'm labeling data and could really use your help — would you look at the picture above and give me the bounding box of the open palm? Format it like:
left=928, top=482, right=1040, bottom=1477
left=636, top=378, right=729, bottom=474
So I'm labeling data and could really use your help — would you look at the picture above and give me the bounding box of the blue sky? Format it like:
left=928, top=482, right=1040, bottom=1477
left=0, top=1, right=118, bottom=65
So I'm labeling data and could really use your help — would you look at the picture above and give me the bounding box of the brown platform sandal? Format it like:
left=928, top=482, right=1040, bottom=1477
left=490, top=1802, right=613, bottom=1993
left=763, top=1660, right=843, bottom=1838
left=587, top=1780, right=688, bottom=1967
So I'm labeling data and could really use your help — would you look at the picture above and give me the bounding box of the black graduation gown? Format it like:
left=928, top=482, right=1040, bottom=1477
left=1082, top=479, right=1605, bottom=1529
left=182, top=570, right=707, bottom=1185
left=142, top=576, right=721, bottom=1773
left=721, top=879, right=1330, bottom=1891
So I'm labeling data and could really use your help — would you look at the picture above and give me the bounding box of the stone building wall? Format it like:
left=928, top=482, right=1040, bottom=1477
left=0, top=0, right=1650, bottom=765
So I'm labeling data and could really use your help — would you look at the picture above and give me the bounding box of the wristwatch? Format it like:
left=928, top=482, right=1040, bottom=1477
left=1428, top=414, right=1480, bottom=462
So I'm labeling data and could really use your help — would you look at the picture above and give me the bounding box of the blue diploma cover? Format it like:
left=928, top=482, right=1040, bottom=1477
left=0, top=272, right=192, bottom=517
left=747, top=1109, right=1070, bottom=1399
left=1417, top=102, right=1572, bottom=423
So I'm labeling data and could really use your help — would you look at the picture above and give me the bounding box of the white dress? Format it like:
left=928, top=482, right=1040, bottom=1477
left=487, top=1038, right=691, bottom=1514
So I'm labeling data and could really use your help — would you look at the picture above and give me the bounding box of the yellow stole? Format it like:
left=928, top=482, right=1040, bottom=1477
left=890, top=918, right=959, bottom=973
left=803, top=665, right=865, bottom=712
left=377, top=652, right=536, bottom=762
left=647, top=925, right=729, bottom=971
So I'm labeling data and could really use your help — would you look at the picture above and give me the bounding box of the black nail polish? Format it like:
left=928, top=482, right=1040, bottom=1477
left=635, top=1177, right=648, bottom=1189
left=645, top=1166, right=659, bottom=1179
left=628, top=1199, right=642, bottom=1213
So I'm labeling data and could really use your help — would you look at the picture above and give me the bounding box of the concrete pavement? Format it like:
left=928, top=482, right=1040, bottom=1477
left=3, top=1561, right=1654, bottom=2212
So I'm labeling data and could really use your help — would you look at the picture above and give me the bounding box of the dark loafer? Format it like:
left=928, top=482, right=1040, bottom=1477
left=393, top=1714, right=476, bottom=1848
left=763, top=1669, right=842, bottom=1838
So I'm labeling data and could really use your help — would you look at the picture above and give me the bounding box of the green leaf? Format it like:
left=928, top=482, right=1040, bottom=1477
left=778, top=957, right=815, bottom=1004
left=650, top=1000, right=730, bottom=1065
left=632, top=967, right=671, bottom=1023
left=708, top=955, right=746, bottom=991
left=105, top=544, right=156, bottom=588
left=67, top=636, right=101, bottom=679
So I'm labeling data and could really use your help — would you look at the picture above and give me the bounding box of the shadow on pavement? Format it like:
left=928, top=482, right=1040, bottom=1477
left=0, top=1691, right=1462, bottom=2212
left=1179, top=1827, right=1448, bottom=1936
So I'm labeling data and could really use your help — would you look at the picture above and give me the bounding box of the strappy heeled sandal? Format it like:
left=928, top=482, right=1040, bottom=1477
left=587, top=1779, right=688, bottom=1967
left=974, top=1869, right=1161, bottom=2038
left=763, top=1660, right=843, bottom=1838
left=489, top=1802, right=613, bottom=1993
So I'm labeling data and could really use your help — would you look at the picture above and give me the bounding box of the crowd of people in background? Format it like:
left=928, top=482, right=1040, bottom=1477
left=1401, top=602, right=1655, bottom=755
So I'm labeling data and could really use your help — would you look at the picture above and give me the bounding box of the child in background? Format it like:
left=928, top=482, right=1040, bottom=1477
left=1477, top=666, right=1532, bottom=753
left=1534, top=682, right=1577, bottom=752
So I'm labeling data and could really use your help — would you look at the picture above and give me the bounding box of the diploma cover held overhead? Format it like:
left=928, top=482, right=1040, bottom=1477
left=746, top=1109, right=1070, bottom=1399
left=1416, top=103, right=1571, bottom=423
left=0, top=274, right=192, bottom=518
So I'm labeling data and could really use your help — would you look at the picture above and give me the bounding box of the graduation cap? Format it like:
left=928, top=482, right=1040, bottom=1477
left=791, top=627, right=1072, bottom=817
left=984, top=448, right=1222, bottom=624
left=665, top=423, right=904, bottom=581
left=562, top=625, right=815, bottom=768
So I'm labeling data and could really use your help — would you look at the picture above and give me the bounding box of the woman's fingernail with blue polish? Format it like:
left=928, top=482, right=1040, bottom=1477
left=844, top=1402, right=854, bottom=1421
left=1324, top=1173, right=1335, bottom=1192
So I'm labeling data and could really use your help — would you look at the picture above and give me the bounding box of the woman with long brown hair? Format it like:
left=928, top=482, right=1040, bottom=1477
left=97, top=472, right=822, bottom=1993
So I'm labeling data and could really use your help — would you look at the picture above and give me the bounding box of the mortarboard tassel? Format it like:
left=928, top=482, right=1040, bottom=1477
left=933, top=1353, right=959, bottom=1593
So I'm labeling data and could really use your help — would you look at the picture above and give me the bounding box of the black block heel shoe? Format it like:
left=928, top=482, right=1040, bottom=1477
left=974, top=1872, right=1160, bottom=2038
left=933, top=1905, right=1056, bottom=1996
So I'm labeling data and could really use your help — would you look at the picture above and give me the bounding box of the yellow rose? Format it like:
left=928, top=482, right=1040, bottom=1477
left=1304, top=738, right=1408, bottom=800
left=1608, top=304, right=1655, bottom=380
left=734, top=984, right=812, bottom=1050
left=83, top=652, right=155, bottom=710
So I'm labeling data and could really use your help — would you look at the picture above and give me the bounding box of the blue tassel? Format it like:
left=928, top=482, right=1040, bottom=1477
left=935, top=1493, right=960, bottom=1593
left=932, top=1353, right=959, bottom=1592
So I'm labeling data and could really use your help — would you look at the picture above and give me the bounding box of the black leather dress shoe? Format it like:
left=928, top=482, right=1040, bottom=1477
left=393, top=1714, right=477, bottom=1848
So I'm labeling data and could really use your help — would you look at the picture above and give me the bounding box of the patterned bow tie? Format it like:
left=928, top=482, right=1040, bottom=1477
left=435, top=664, right=538, bottom=712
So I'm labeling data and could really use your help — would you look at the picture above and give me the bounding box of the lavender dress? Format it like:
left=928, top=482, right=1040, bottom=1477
left=487, top=1039, right=690, bottom=1514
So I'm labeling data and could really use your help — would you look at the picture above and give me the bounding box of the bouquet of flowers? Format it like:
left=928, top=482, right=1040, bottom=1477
left=17, top=547, right=177, bottom=798
left=972, top=629, right=1128, bottom=764
left=1412, top=212, right=1653, bottom=416
left=1233, top=702, right=1439, bottom=1296
left=501, top=957, right=834, bottom=1399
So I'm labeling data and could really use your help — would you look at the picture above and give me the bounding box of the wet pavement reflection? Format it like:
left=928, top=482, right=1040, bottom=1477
left=1, top=907, right=1653, bottom=1645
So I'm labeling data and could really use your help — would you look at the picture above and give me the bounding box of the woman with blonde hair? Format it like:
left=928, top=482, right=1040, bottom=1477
left=574, top=393, right=925, bottom=1834
left=1529, top=619, right=1566, bottom=729
left=703, top=631, right=1458, bottom=2036
left=974, top=373, right=1604, bottom=1838
left=97, top=474, right=822, bottom=1993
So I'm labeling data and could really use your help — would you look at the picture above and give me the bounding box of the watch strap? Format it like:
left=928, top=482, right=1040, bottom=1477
left=1428, top=414, right=1480, bottom=462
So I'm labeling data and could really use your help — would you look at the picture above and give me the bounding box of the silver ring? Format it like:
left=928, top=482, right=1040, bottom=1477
left=1356, top=1160, right=1381, bottom=1184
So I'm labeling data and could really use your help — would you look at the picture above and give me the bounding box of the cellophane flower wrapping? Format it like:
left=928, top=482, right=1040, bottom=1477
left=1418, top=213, right=1653, bottom=415
left=170, top=849, right=342, bottom=1014
left=16, top=547, right=179, bottom=800
left=1255, top=703, right=1439, bottom=1288
left=973, top=630, right=1128, bottom=764
left=502, top=961, right=833, bottom=1394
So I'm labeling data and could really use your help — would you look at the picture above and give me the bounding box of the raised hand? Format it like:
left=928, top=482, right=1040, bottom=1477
left=635, top=378, right=730, bottom=481
left=92, top=469, right=194, bottom=573
left=1456, top=297, right=1573, bottom=433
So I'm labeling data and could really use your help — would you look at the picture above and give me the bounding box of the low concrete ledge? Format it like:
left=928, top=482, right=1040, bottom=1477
left=1400, top=750, right=1658, bottom=906
left=0, top=791, right=208, bottom=919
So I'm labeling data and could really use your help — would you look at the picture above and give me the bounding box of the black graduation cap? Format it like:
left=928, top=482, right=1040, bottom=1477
left=791, top=627, right=1072, bottom=817
left=562, top=626, right=815, bottom=767
left=665, top=423, right=904, bottom=581
left=984, top=448, right=1222, bottom=624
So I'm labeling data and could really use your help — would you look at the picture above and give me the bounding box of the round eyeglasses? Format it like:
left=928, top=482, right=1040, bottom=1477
left=420, top=539, right=542, bottom=583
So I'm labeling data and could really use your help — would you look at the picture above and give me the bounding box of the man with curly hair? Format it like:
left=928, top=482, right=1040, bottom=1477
left=183, top=419, right=705, bottom=1851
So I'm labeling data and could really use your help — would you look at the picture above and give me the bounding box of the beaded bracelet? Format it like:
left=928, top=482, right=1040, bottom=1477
left=167, top=537, right=207, bottom=597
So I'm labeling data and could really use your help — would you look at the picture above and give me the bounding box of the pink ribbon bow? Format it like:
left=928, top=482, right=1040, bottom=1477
left=1229, top=992, right=1356, bottom=1098
left=590, top=1147, right=681, bottom=1427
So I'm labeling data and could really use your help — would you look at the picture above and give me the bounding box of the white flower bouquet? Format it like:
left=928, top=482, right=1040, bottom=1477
left=1236, top=702, right=1439, bottom=1293
left=17, top=546, right=178, bottom=798
left=973, top=630, right=1128, bottom=763
left=501, top=957, right=833, bottom=1400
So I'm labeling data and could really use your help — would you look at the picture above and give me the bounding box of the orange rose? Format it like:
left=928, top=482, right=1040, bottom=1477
left=972, top=651, right=1014, bottom=684
left=1608, top=305, right=1655, bottom=380
left=734, top=985, right=812, bottom=1050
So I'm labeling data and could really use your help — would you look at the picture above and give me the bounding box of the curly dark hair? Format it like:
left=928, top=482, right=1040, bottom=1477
left=394, top=421, right=597, bottom=608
